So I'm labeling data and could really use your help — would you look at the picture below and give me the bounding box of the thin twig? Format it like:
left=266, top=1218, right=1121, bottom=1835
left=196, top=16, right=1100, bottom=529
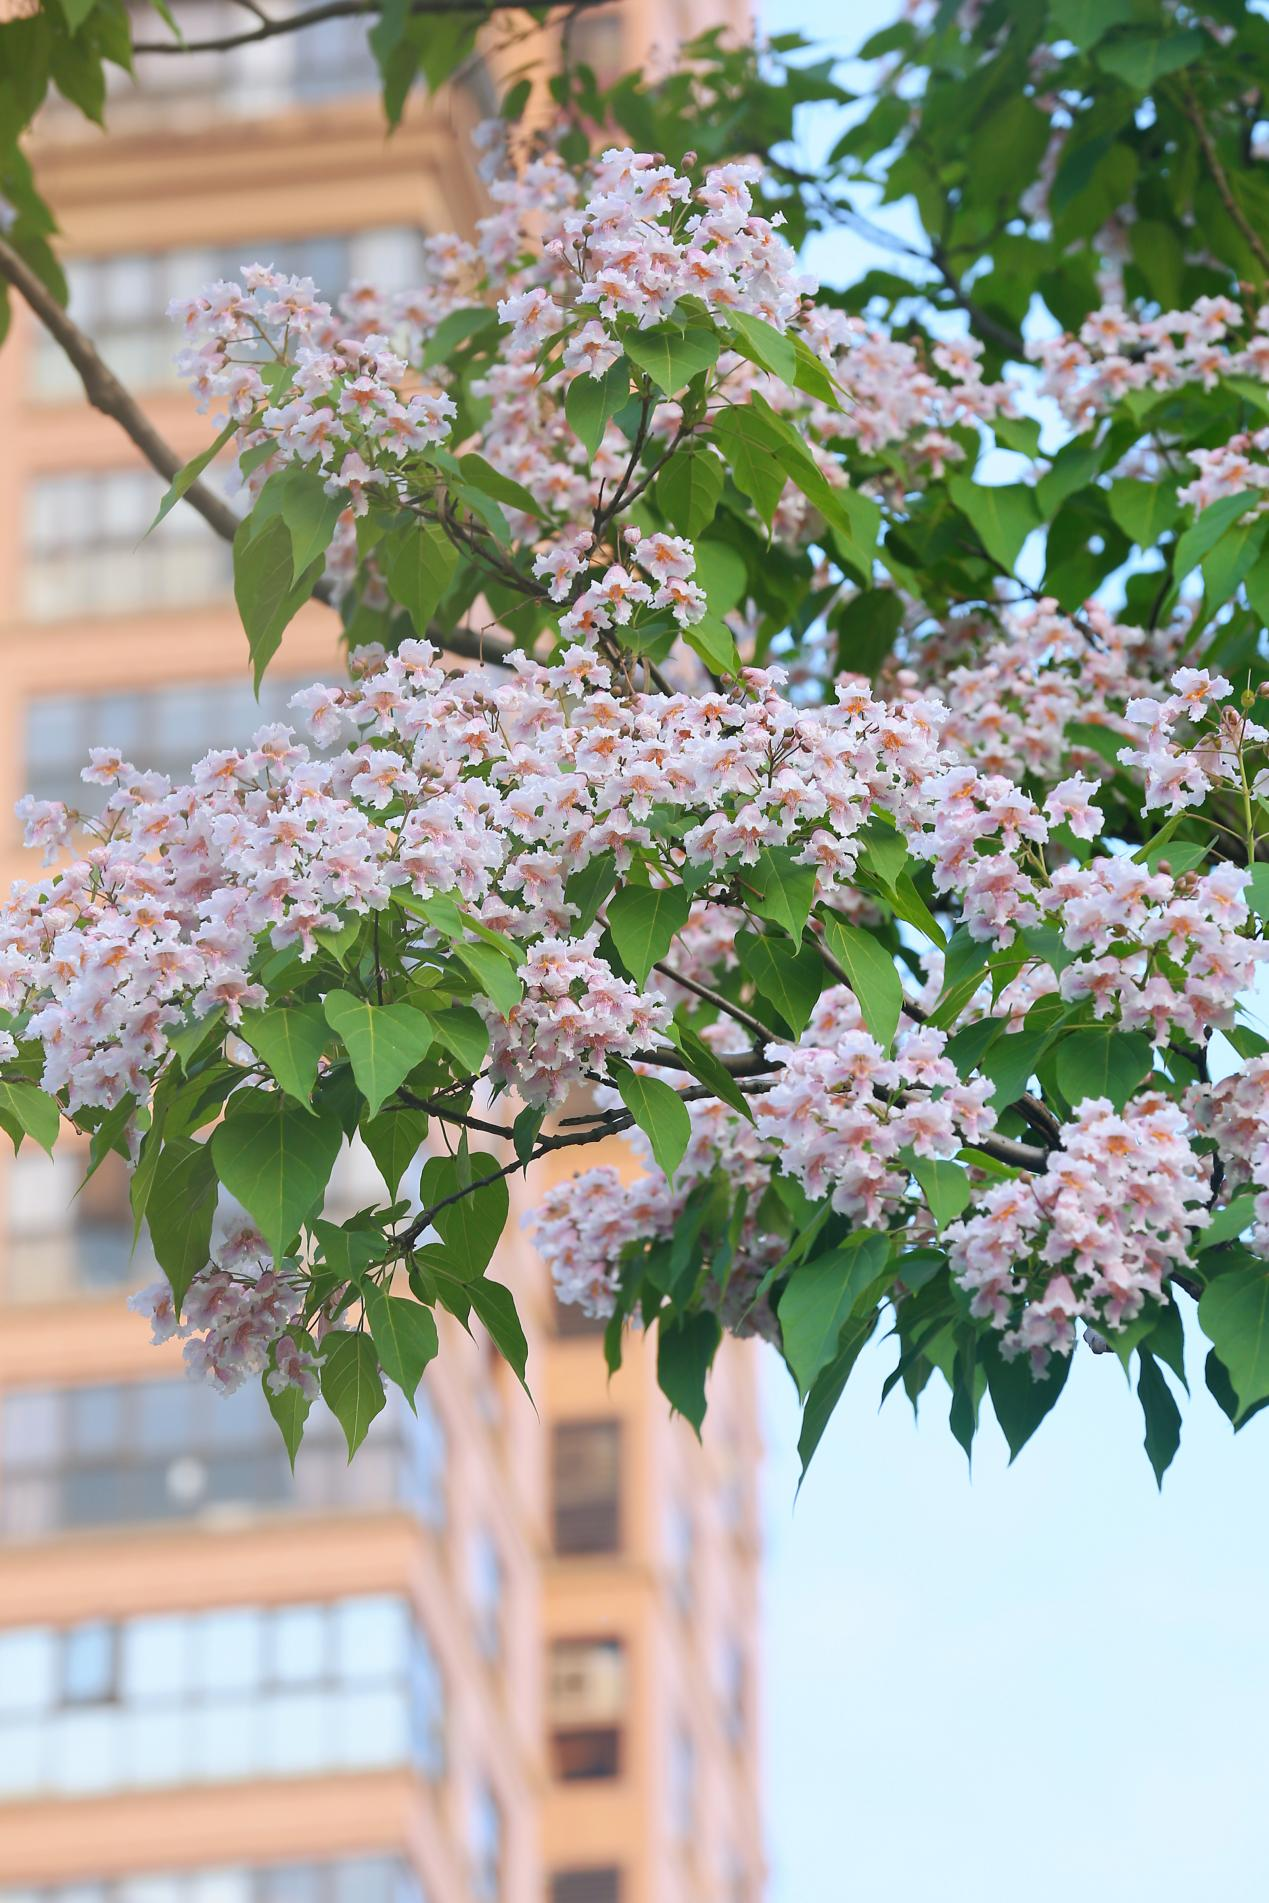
left=653, top=959, right=776, bottom=1044
left=1180, top=82, right=1269, bottom=280
left=132, top=0, right=607, bottom=56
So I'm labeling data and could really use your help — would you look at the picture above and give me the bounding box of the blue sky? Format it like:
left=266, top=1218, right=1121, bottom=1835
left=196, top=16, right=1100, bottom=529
left=756, top=3, right=1269, bottom=1896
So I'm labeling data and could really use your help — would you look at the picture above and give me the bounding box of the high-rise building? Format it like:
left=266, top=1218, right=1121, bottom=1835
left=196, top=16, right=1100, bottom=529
left=0, top=11, right=762, bottom=1903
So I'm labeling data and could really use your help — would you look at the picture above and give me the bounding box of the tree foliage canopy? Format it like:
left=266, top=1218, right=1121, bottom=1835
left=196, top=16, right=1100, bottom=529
left=5, top=0, right=1269, bottom=1482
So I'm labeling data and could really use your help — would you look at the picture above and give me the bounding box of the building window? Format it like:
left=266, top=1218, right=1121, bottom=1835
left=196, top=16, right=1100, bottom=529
left=0, top=1377, right=446, bottom=1539
left=550, top=1874, right=622, bottom=1903
left=551, top=1421, right=621, bottom=1556
left=33, top=228, right=428, bottom=400
left=670, top=1725, right=696, bottom=1844
left=719, top=1637, right=747, bottom=1746
left=470, top=1528, right=504, bottom=1663
left=469, top=1779, right=503, bottom=1903
left=22, top=674, right=323, bottom=816
left=0, top=1855, right=425, bottom=1902
left=5, top=1148, right=160, bottom=1303
left=667, top=1501, right=694, bottom=1613
left=24, top=469, right=232, bottom=622
left=0, top=1593, right=443, bottom=1798
left=548, top=1639, right=625, bottom=1783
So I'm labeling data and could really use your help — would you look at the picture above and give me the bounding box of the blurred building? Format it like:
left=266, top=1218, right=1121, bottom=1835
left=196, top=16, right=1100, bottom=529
left=0, top=8, right=762, bottom=1903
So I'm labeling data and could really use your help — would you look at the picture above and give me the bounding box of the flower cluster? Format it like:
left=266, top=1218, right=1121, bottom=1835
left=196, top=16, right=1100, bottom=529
left=485, top=930, right=670, bottom=1107
left=169, top=269, right=455, bottom=511
left=916, top=597, right=1170, bottom=785
left=129, top=1214, right=317, bottom=1397
left=1118, top=668, right=1269, bottom=816
left=532, top=1056, right=778, bottom=1318
left=1187, top=1059, right=1269, bottom=1253
left=752, top=989, right=997, bottom=1225
left=1029, top=297, right=1262, bottom=428
left=946, top=1094, right=1211, bottom=1369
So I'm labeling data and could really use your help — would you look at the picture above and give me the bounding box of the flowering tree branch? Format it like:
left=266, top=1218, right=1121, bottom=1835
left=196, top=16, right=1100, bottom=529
left=0, top=234, right=243, bottom=545
left=0, top=233, right=513, bottom=667
left=8, top=9, right=1269, bottom=1483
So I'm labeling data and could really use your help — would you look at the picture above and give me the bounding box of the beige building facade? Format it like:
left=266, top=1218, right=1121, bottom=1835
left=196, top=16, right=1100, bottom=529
left=0, top=10, right=763, bottom=1903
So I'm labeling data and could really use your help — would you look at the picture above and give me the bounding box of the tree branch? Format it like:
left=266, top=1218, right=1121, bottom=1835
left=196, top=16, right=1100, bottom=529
left=131, top=0, right=608, bottom=56
left=0, top=233, right=513, bottom=668
left=0, top=234, right=244, bottom=546
left=1180, top=82, right=1269, bottom=281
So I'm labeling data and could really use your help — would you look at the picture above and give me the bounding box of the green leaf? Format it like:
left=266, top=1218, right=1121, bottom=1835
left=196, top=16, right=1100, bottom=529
left=0, top=1080, right=59, bottom=1155
left=457, top=453, right=546, bottom=522
left=654, top=448, right=725, bottom=537
left=606, top=882, right=692, bottom=985
left=1106, top=479, right=1179, bottom=548
left=451, top=939, right=521, bottom=1019
left=909, top=1156, right=971, bottom=1233
left=233, top=514, right=323, bottom=689
left=1035, top=438, right=1102, bottom=518
left=798, top=1308, right=879, bottom=1480
left=427, top=1004, right=490, bottom=1073
left=710, top=403, right=786, bottom=524
left=779, top=1232, right=891, bottom=1398
left=832, top=589, right=903, bottom=677
left=684, top=617, right=742, bottom=678
left=983, top=1333, right=1070, bottom=1461
left=312, top=1217, right=385, bottom=1282
left=725, top=309, right=798, bottom=385
left=1137, top=1349, right=1182, bottom=1487
left=1199, top=1263, right=1269, bottom=1421
left=1205, top=1348, right=1269, bottom=1431
left=321, top=991, right=434, bottom=1118
left=362, top=1107, right=428, bottom=1199
left=265, top=462, right=345, bottom=579
left=657, top=1310, right=722, bottom=1434
left=667, top=1024, right=755, bottom=1124
left=263, top=1330, right=317, bottom=1471
left=419, top=1151, right=508, bottom=1276
left=947, top=476, right=1040, bottom=571
left=1048, top=0, right=1135, bottom=48
left=1054, top=1029, right=1152, bottom=1112
left=1173, top=490, right=1260, bottom=585
left=211, top=1093, right=343, bottom=1263
left=468, top=1277, right=530, bottom=1389
left=980, top=1025, right=1054, bottom=1111
left=565, top=355, right=631, bottom=456
left=383, top=522, right=458, bottom=633
left=1096, top=27, right=1207, bottom=91
left=625, top=320, right=720, bottom=395
left=320, top=1330, right=386, bottom=1458
left=240, top=1004, right=329, bottom=1108
left=736, top=930, right=823, bottom=1037
left=365, top=1286, right=439, bottom=1405
left=747, top=846, right=817, bottom=942
left=421, top=305, right=499, bottom=369
left=147, top=1137, right=219, bottom=1315
left=819, top=914, right=903, bottom=1049
left=149, top=418, right=237, bottom=534
left=1196, top=1193, right=1256, bottom=1254
left=614, top=1067, right=690, bottom=1179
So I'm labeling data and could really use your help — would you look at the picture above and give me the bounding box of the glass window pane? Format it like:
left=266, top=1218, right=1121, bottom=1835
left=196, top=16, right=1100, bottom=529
left=270, top=1603, right=328, bottom=1686
left=0, top=1627, right=56, bottom=1714
left=68, top=1385, right=126, bottom=1456
left=62, top=1621, right=116, bottom=1704
left=332, top=1597, right=408, bottom=1682
left=122, top=1614, right=189, bottom=1701
left=191, top=1608, right=264, bottom=1694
